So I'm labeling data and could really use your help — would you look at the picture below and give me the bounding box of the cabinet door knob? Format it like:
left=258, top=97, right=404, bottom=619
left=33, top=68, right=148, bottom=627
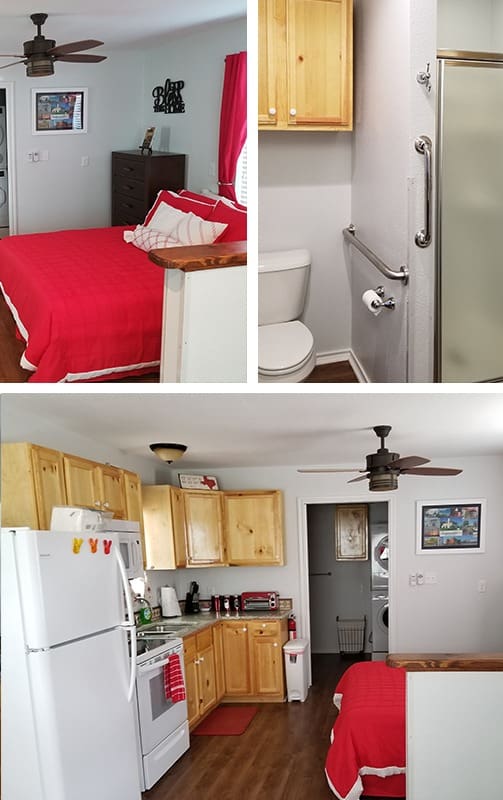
left=94, top=501, right=101, bottom=507
left=273, top=642, right=278, bottom=647
left=289, top=108, right=297, bottom=117
left=268, top=107, right=276, bottom=116
left=103, top=501, right=110, bottom=509
left=199, top=656, right=204, bottom=662
left=242, top=627, right=247, bottom=632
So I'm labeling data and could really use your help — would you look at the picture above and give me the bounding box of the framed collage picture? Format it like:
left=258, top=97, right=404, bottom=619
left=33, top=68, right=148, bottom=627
left=32, top=88, right=87, bottom=134
left=416, top=499, right=486, bottom=554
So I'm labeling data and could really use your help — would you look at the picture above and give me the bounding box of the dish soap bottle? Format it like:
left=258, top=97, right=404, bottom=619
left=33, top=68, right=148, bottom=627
left=135, top=595, right=152, bottom=625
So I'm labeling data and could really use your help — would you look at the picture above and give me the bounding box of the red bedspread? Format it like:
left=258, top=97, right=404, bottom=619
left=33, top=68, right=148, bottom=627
left=0, top=226, right=163, bottom=382
left=325, top=662, right=406, bottom=800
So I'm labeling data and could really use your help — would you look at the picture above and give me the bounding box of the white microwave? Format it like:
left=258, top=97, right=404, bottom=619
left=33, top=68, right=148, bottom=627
left=104, top=519, right=144, bottom=580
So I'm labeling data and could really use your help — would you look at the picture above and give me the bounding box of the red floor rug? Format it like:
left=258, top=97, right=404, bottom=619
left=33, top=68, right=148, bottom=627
left=193, top=705, right=258, bottom=736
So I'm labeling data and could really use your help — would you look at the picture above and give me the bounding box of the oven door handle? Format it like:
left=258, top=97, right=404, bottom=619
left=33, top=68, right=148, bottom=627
left=137, top=655, right=172, bottom=675
left=115, top=545, right=137, bottom=702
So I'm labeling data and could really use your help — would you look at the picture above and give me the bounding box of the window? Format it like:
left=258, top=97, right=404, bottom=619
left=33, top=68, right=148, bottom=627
left=235, top=141, right=247, bottom=206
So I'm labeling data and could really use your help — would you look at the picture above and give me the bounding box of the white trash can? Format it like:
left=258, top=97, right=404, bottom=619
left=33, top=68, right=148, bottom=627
left=283, top=638, right=309, bottom=702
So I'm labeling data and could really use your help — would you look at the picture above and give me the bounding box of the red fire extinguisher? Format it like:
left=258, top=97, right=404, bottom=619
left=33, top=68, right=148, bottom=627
left=288, top=615, right=297, bottom=640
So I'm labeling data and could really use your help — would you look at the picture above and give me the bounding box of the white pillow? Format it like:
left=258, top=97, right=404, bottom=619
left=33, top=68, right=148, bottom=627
left=123, top=226, right=177, bottom=252
left=147, top=202, right=227, bottom=246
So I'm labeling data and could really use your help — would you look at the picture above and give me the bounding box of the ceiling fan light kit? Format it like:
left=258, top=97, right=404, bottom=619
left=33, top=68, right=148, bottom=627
left=0, top=13, right=107, bottom=78
left=298, top=425, right=462, bottom=491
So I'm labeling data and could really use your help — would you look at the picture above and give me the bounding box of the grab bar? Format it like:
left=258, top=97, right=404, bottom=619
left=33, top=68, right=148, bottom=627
left=343, top=225, right=409, bottom=285
left=415, top=135, right=432, bottom=248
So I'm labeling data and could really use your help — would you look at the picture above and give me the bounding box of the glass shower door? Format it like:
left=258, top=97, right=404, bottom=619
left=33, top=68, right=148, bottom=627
left=437, top=56, right=503, bottom=382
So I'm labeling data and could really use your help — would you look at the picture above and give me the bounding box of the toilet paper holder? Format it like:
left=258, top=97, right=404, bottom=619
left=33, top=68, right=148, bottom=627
left=371, top=286, right=396, bottom=311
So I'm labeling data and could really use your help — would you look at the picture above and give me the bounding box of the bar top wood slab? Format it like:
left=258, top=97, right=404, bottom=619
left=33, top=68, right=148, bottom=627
left=387, top=653, right=503, bottom=671
left=149, top=241, right=247, bottom=273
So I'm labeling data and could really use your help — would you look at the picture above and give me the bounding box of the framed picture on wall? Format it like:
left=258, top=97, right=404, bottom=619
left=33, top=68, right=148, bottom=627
left=178, top=474, right=219, bottom=490
left=416, top=499, right=486, bottom=554
left=32, top=88, right=87, bottom=134
left=335, top=504, right=369, bottom=561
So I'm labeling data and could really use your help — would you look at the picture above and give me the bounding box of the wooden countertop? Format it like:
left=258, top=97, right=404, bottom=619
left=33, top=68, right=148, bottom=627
left=149, top=240, right=247, bottom=272
left=387, top=653, right=503, bottom=671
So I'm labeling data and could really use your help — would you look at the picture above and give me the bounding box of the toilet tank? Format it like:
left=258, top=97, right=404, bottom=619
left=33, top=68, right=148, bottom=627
left=259, top=249, right=311, bottom=326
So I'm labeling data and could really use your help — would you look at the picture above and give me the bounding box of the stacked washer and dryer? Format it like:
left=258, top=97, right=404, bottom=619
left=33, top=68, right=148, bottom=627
left=370, top=525, right=389, bottom=660
left=0, top=101, right=9, bottom=229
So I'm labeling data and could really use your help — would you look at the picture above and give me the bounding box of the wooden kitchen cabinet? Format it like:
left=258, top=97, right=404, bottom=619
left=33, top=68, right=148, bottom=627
left=249, top=620, right=288, bottom=698
left=142, top=484, right=187, bottom=569
left=212, top=622, right=226, bottom=703
left=258, top=0, right=353, bottom=131
left=1, top=443, right=66, bottom=530
left=223, top=490, right=284, bottom=566
left=63, top=455, right=126, bottom=517
left=183, top=628, right=217, bottom=730
left=183, top=491, right=225, bottom=566
left=1, top=442, right=143, bottom=532
left=221, top=618, right=288, bottom=702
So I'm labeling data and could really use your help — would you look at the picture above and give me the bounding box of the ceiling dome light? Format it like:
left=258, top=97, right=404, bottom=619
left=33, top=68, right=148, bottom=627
left=26, top=56, right=54, bottom=77
left=149, top=443, right=187, bottom=463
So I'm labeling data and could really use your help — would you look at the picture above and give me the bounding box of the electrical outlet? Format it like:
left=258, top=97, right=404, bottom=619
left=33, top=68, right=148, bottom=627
left=409, top=573, right=417, bottom=587
left=478, top=579, right=487, bottom=593
left=417, top=573, right=425, bottom=586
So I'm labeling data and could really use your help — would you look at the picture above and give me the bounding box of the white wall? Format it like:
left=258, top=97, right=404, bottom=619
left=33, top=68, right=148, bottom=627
left=258, top=133, right=353, bottom=358
left=437, top=0, right=503, bottom=51
left=153, top=455, right=503, bottom=653
left=0, top=399, right=156, bottom=483
left=4, top=52, right=145, bottom=234
left=142, top=18, right=246, bottom=194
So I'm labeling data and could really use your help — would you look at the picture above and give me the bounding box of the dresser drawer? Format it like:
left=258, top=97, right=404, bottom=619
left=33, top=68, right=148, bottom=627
left=112, top=157, right=147, bottom=181
left=249, top=621, right=280, bottom=638
left=112, top=194, right=147, bottom=226
left=112, top=176, right=145, bottom=201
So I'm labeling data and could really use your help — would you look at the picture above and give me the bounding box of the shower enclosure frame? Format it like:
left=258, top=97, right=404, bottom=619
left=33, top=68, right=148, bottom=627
left=435, top=50, right=503, bottom=383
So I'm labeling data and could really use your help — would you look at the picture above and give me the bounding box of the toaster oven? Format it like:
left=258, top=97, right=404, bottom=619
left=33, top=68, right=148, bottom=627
left=241, top=591, right=279, bottom=611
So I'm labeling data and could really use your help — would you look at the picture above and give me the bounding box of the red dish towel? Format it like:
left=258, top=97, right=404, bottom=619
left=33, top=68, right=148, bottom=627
left=163, top=654, right=186, bottom=703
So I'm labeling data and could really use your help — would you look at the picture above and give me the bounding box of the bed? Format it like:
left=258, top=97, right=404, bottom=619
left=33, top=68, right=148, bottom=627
left=0, top=190, right=247, bottom=383
left=325, top=661, right=406, bottom=800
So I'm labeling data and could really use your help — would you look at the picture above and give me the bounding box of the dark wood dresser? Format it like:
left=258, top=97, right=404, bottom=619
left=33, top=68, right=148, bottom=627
left=111, top=150, right=186, bottom=226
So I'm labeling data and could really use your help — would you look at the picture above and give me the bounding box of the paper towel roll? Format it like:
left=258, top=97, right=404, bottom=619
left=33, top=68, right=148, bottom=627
left=362, top=289, right=383, bottom=316
left=161, top=586, right=181, bottom=617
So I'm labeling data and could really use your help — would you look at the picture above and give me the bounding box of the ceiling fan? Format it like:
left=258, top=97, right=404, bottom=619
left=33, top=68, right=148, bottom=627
left=298, top=425, right=463, bottom=491
left=0, top=13, right=107, bottom=78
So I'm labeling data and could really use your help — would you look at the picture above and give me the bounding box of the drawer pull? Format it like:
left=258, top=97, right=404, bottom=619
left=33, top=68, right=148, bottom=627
left=121, top=202, right=133, bottom=209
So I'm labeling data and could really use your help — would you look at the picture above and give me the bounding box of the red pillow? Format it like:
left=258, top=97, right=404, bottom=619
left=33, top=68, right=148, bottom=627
left=144, top=191, right=214, bottom=225
left=179, top=190, right=217, bottom=206
left=207, top=201, right=247, bottom=243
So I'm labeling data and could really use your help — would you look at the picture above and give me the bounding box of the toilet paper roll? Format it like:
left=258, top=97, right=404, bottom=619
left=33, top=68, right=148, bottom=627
left=161, top=586, right=181, bottom=617
left=362, top=289, right=383, bottom=316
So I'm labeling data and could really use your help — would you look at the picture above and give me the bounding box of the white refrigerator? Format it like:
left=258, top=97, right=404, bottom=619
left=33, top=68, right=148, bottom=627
left=2, top=528, right=142, bottom=800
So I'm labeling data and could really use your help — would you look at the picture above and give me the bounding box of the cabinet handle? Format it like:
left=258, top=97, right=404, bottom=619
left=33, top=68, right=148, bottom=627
left=94, top=501, right=101, bottom=507
left=103, top=501, right=110, bottom=509
left=262, top=623, right=266, bottom=628
left=268, top=107, right=276, bottom=116
left=289, top=108, right=297, bottom=117
left=199, top=656, right=204, bottom=662
left=273, top=642, right=278, bottom=647
left=242, top=627, right=247, bottom=632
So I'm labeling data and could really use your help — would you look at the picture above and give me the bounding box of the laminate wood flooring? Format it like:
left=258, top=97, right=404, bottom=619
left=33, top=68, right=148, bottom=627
left=143, top=654, right=398, bottom=800
left=304, top=362, right=359, bottom=383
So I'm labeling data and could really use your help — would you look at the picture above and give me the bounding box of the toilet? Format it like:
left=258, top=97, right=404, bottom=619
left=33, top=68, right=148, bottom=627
left=258, top=249, right=316, bottom=383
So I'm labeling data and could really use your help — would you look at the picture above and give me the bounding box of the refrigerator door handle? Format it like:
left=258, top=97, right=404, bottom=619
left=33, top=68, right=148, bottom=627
left=115, top=546, right=137, bottom=702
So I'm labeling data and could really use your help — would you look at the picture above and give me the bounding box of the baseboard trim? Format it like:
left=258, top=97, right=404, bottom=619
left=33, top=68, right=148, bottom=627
left=315, top=349, right=370, bottom=383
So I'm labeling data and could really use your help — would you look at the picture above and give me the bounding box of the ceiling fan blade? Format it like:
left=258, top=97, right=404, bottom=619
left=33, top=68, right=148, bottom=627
left=54, top=54, right=107, bottom=63
left=0, top=59, right=26, bottom=69
left=390, top=455, right=431, bottom=470
left=347, top=474, right=370, bottom=483
left=0, top=54, right=25, bottom=58
left=48, top=39, right=104, bottom=56
left=297, top=467, right=363, bottom=474
left=401, top=467, right=463, bottom=476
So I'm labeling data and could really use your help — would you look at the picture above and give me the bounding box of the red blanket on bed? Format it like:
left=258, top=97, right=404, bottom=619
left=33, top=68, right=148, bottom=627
left=325, top=661, right=406, bottom=800
left=0, top=226, right=163, bottom=382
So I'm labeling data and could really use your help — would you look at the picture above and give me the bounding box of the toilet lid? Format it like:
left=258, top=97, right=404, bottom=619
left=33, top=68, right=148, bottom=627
left=259, top=321, right=314, bottom=373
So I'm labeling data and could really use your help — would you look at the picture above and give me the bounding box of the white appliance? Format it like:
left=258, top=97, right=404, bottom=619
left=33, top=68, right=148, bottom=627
left=371, top=526, right=389, bottom=590
left=371, top=593, right=389, bottom=661
left=135, top=635, right=189, bottom=789
left=50, top=510, right=144, bottom=580
left=2, top=528, right=142, bottom=800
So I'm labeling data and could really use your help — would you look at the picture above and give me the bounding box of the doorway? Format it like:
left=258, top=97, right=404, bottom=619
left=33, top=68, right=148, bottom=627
left=0, top=87, right=9, bottom=236
left=305, top=500, right=389, bottom=683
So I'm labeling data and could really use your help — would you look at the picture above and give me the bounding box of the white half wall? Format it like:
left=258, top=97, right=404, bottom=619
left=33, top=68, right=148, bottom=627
left=258, top=132, right=353, bottom=357
left=142, top=18, right=246, bottom=194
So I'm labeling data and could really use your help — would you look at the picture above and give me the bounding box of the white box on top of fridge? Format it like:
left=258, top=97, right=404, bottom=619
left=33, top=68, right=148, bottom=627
left=1, top=528, right=142, bottom=800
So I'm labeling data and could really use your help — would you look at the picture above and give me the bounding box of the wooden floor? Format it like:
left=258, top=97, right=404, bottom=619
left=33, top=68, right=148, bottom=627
left=304, top=362, right=359, bottom=383
left=143, top=654, right=400, bottom=800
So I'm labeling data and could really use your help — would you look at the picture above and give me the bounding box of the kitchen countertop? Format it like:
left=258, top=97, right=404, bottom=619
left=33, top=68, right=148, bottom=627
left=139, top=609, right=291, bottom=638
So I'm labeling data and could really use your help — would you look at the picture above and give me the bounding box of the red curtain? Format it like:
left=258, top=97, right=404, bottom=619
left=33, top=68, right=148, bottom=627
left=218, top=51, right=247, bottom=203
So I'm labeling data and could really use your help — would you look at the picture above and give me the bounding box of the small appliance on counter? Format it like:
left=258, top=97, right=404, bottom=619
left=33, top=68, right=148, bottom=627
left=161, top=586, right=181, bottom=618
left=241, top=591, right=280, bottom=612
left=185, top=581, right=200, bottom=614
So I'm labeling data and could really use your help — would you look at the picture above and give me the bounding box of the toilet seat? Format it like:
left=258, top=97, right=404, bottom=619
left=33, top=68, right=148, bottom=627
left=258, top=321, right=315, bottom=381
